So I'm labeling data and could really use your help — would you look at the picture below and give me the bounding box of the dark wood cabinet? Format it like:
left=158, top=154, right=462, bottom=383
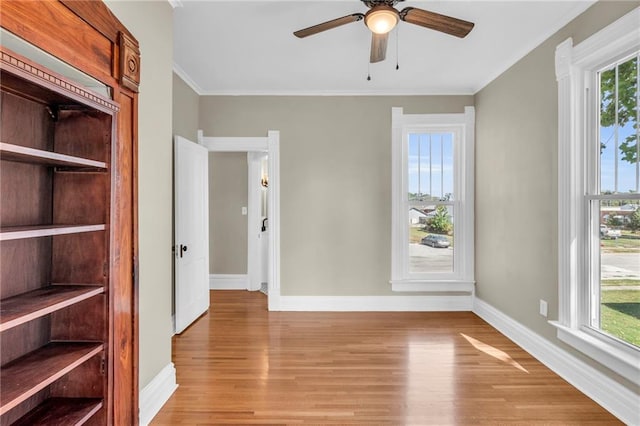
left=0, top=1, right=139, bottom=424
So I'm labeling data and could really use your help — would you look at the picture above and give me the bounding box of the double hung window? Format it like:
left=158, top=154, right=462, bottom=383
left=554, top=8, right=639, bottom=382
left=391, top=107, right=474, bottom=291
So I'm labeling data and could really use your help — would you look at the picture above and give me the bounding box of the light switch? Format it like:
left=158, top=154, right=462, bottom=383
left=242, top=206, right=247, bottom=215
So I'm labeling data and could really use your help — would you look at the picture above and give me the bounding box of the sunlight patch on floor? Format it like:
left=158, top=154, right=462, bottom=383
left=460, top=333, right=529, bottom=373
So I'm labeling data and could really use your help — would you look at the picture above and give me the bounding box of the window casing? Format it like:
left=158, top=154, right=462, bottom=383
left=554, top=8, right=640, bottom=384
left=391, top=107, right=475, bottom=292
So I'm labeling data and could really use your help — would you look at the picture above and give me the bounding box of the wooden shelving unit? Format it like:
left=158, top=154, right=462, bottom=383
left=11, top=398, right=103, bottom=426
left=0, top=42, right=117, bottom=424
left=0, top=225, right=106, bottom=241
left=0, top=142, right=107, bottom=169
left=0, top=342, right=104, bottom=415
left=1, top=0, right=141, bottom=423
left=0, top=285, right=104, bottom=332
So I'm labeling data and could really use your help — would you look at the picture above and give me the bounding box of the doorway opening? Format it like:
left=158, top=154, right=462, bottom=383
left=200, top=131, right=281, bottom=311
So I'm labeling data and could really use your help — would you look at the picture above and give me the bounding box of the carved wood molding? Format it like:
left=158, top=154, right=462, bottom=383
left=60, top=0, right=142, bottom=92
left=60, top=0, right=136, bottom=43
left=119, top=32, right=141, bottom=93
left=0, top=47, right=119, bottom=112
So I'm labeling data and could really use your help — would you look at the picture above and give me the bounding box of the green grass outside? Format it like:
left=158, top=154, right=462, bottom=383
left=409, top=227, right=428, bottom=244
left=601, top=289, right=640, bottom=347
left=600, top=235, right=640, bottom=253
left=601, top=279, right=640, bottom=287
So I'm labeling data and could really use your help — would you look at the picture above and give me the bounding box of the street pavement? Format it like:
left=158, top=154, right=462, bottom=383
left=601, top=253, right=640, bottom=280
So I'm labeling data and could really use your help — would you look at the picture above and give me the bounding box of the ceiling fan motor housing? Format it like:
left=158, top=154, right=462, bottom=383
left=365, top=5, right=399, bottom=34
left=362, top=0, right=404, bottom=7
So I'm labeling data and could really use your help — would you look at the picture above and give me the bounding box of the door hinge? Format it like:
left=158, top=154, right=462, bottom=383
left=100, top=355, right=106, bottom=375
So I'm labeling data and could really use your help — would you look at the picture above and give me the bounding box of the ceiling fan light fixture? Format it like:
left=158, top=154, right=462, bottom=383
left=365, top=5, right=398, bottom=34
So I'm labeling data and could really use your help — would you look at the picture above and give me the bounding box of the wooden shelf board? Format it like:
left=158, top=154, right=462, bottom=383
left=0, top=142, right=106, bottom=169
left=11, top=397, right=103, bottom=426
left=0, top=342, right=103, bottom=415
left=0, top=285, right=104, bottom=332
left=0, top=224, right=105, bottom=241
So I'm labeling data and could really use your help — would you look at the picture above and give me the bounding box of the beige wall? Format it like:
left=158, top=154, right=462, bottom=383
left=199, top=96, right=473, bottom=295
left=105, top=0, right=174, bottom=390
left=173, top=73, right=200, bottom=142
left=475, top=0, right=639, bottom=391
left=209, top=152, right=248, bottom=274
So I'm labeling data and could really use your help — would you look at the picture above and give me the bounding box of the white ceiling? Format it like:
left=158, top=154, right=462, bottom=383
left=173, top=0, right=595, bottom=95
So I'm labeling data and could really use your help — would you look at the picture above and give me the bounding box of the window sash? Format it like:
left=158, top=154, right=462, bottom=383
left=584, top=196, right=640, bottom=339
left=404, top=128, right=460, bottom=280
left=593, top=53, right=640, bottom=196
left=407, top=132, right=455, bottom=202
left=406, top=201, right=457, bottom=278
left=585, top=56, right=640, bottom=349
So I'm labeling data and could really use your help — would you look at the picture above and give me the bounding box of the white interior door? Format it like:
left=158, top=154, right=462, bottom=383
left=247, top=152, right=267, bottom=291
left=174, top=136, right=209, bottom=334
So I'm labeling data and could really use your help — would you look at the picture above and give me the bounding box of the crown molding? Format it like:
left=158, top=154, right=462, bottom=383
left=195, top=90, right=476, bottom=96
left=171, top=63, right=475, bottom=96
left=173, top=62, right=204, bottom=95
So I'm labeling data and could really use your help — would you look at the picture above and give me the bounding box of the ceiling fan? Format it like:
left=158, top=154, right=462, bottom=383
left=293, top=0, right=474, bottom=63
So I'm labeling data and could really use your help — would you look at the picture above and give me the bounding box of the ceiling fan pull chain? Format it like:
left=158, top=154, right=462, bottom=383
left=395, top=25, right=400, bottom=70
left=367, top=62, right=372, bottom=81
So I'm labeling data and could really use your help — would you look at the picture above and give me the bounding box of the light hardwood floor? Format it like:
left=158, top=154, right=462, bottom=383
left=151, top=291, right=621, bottom=425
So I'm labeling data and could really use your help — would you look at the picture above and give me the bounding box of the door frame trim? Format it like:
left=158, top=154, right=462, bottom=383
left=199, top=130, right=281, bottom=310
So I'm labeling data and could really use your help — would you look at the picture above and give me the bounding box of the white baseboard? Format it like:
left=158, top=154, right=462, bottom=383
left=209, top=274, right=248, bottom=290
left=277, top=294, right=472, bottom=311
left=473, top=297, right=639, bottom=425
left=139, top=362, right=178, bottom=426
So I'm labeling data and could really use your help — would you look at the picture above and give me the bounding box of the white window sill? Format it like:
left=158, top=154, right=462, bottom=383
left=550, top=321, right=640, bottom=386
left=391, top=280, right=475, bottom=292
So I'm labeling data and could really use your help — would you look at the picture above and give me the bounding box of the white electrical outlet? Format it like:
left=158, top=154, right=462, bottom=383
left=539, top=299, right=548, bottom=317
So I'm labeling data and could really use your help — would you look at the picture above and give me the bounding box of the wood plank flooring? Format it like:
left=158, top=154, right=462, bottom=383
left=151, top=291, right=621, bottom=425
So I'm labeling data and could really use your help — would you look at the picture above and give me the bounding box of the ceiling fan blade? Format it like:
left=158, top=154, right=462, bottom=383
left=370, top=32, right=388, bottom=63
left=399, top=7, right=474, bottom=38
left=294, top=13, right=365, bottom=38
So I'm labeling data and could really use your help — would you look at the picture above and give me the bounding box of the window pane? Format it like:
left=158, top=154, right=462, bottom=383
left=593, top=200, right=640, bottom=347
left=408, top=204, right=454, bottom=273
left=408, top=133, right=454, bottom=202
left=599, top=55, right=639, bottom=194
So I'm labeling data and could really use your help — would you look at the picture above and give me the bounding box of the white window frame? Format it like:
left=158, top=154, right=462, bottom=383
left=391, top=106, right=475, bottom=292
left=553, top=7, right=640, bottom=385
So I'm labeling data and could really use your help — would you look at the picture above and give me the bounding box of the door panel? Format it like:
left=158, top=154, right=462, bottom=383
left=174, top=136, right=209, bottom=334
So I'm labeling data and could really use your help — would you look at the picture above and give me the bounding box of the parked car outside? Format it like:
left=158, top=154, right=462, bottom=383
left=600, top=224, right=621, bottom=239
left=421, top=234, right=451, bottom=248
